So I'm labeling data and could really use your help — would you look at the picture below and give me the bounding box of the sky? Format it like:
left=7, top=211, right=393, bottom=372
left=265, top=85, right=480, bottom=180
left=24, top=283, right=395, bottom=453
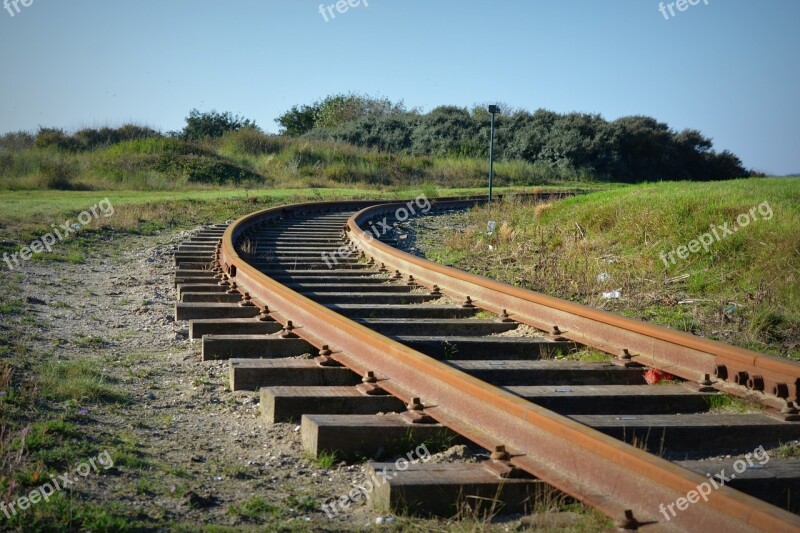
left=0, top=0, right=798, bottom=175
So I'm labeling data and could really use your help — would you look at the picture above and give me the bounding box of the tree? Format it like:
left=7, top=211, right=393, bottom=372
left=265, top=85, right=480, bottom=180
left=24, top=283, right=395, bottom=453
left=411, top=106, right=480, bottom=157
left=276, top=104, right=319, bottom=137
left=181, top=109, right=259, bottom=141
left=276, top=93, right=408, bottom=136
left=315, top=93, right=407, bottom=129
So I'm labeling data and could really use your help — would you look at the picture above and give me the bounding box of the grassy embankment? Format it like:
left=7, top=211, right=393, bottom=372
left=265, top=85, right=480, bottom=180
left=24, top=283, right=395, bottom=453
left=0, top=129, right=605, bottom=193
left=432, top=178, right=799, bottom=359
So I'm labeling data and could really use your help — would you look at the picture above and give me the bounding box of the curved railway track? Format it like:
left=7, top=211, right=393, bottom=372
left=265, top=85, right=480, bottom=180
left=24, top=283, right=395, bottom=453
left=174, top=195, right=800, bottom=532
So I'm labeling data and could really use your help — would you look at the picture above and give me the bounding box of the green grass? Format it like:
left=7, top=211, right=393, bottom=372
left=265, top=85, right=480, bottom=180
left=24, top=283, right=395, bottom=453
left=228, top=496, right=281, bottom=521
left=0, top=299, right=24, bottom=315
left=1, top=496, right=132, bottom=531
left=703, top=394, right=763, bottom=413
left=286, top=494, right=318, bottom=513
left=310, top=450, right=339, bottom=469
left=72, top=333, right=107, bottom=349
left=435, top=178, right=800, bottom=359
left=561, top=348, right=613, bottom=363
left=0, top=185, right=595, bottom=224
left=37, top=359, right=128, bottom=403
left=0, top=185, right=596, bottom=270
left=775, top=441, right=800, bottom=458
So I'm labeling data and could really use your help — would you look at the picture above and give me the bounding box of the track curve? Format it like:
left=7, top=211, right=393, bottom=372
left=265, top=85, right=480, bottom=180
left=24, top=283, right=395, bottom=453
left=189, top=194, right=800, bottom=532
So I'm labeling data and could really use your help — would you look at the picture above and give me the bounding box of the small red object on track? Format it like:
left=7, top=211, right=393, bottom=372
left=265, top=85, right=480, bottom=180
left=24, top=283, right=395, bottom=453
left=644, top=368, right=673, bottom=384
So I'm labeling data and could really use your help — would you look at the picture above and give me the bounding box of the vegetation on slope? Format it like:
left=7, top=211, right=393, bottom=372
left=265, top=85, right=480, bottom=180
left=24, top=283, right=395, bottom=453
left=430, top=178, right=799, bottom=359
left=279, top=93, right=752, bottom=182
left=1, top=95, right=758, bottom=193
left=0, top=115, right=600, bottom=193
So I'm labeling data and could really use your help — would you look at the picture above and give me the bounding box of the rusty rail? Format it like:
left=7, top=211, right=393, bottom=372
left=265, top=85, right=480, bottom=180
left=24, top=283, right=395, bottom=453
left=220, top=197, right=800, bottom=533
left=347, top=200, right=800, bottom=410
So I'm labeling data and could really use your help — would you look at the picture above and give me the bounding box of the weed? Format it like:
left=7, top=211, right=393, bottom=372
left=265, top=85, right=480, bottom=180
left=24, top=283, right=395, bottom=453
left=312, top=450, right=339, bottom=469
left=73, top=333, right=107, bottom=349
left=0, top=299, right=24, bottom=315
left=228, top=496, right=280, bottom=521
left=38, top=359, right=127, bottom=403
left=703, top=393, right=762, bottom=413
left=287, top=493, right=318, bottom=513
left=775, top=441, right=800, bottom=458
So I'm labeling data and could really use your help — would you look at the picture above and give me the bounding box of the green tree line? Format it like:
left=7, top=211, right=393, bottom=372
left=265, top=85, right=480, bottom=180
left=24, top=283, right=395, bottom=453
left=277, top=93, right=751, bottom=182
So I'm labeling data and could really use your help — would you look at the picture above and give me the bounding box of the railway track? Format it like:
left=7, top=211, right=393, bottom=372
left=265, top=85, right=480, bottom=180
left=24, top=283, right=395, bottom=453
left=174, top=195, right=800, bottom=532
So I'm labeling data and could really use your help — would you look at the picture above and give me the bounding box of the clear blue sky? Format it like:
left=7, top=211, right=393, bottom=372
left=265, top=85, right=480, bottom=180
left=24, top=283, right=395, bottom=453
left=1, top=0, right=798, bottom=174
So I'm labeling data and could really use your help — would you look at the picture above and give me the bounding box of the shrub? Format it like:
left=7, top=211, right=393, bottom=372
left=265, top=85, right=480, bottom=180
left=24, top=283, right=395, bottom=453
left=221, top=128, right=287, bottom=155
left=38, top=157, right=78, bottom=189
left=0, top=131, right=35, bottom=152
left=73, top=125, right=160, bottom=150
left=155, top=154, right=264, bottom=185
left=180, top=109, right=259, bottom=141
left=34, top=128, right=81, bottom=152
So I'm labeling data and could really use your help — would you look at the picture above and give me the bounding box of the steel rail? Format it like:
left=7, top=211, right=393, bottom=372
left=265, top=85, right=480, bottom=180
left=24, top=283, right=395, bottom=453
left=347, top=201, right=800, bottom=410
left=220, top=198, right=800, bottom=533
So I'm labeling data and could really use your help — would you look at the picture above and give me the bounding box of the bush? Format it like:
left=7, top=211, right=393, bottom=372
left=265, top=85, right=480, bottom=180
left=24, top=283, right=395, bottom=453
left=73, top=125, right=160, bottom=150
left=155, top=154, right=265, bottom=185
left=0, top=131, right=35, bottom=152
left=180, top=109, right=259, bottom=141
left=411, top=106, right=480, bottom=157
left=221, top=129, right=287, bottom=155
left=34, top=128, right=81, bottom=152
left=284, top=95, right=753, bottom=183
left=277, top=93, right=409, bottom=136
left=38, top=157, right=78, bottom=189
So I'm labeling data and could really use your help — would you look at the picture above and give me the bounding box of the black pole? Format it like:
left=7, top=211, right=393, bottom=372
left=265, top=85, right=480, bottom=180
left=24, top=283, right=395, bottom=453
left=488, top=105, right=497, bottom=203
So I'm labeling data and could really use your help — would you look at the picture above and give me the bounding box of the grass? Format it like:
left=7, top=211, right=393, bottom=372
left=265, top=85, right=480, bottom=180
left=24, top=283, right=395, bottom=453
left=432, top=178, right=800, bottom=359
left=775, top=441, right=800, bottom=458
left=310, top=450, right=339, bottom=469
left=72, top=333, right=107, bottom=349
left=0, top=299, right=24, bottom=316
left=1, top=497, right=132, bottom=532
left=228, top=496, right=281, bottom=521
left=703, top=393, right=763, bottom=413
left=37, top=359, right=127, bottom=403
left=561, top=348, right=613, bottom=363
left=1, top=145, right=788, bottom=529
